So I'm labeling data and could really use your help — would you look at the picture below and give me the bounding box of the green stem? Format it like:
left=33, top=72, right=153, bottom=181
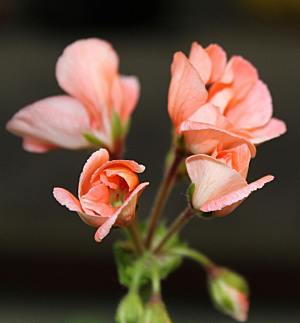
left=153, top=206, right=195, bottom=253
left=171, top=247, right=215, bottom=270
left=131, top=259, right=145, bottom=292
left=127, top=219, right=145, bottom=255
left=145, top=146, right=184, bottom=248
left=151, top=260, right=161, bottom=295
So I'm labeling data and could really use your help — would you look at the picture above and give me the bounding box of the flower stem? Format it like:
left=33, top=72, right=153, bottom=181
left=153, top=206, right=195, bottom=254
left=145, top=146, right=184, bottom=248
left=171, top=247, right=215, bottom=270
left=127, top=219, right=145, bottom=255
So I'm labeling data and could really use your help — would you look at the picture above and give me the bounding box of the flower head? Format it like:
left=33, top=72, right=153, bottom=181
left=53, top=148, right=148, bottom=242
left=168, top=42, right=286, bottom=154
left=186, top=144, right=274, bottom=216
left=6, top=38, right=140, bottom=154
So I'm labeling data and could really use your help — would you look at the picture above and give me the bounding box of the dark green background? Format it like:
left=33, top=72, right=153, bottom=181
left=1, top=0, right=299, bottom=321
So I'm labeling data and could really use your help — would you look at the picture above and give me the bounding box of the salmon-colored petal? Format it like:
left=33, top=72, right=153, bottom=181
left=248, top=118, right=287, bottom=144
left=103, top=166, right=139, bottom=192
left=189, top=42, right=211, bottom=84
left=209, top=87, right=234, bottom=114
left=78, top=148, right=110, bottom=196
left=180, top=121, right=256, bottom=157
left=53, top=187, right=82, bottom=213
left=168, top=52, right=208, bottom=129
left=80, top=183, right=113, bottom=215
left=206, top=44, right=227, bottom=83
left=188, top=103, right=232, bottom=129
left=201, top=175, right=274, bottom=215
left=186, top=154, right=246, bottom=210
left=22, top=137, right=56, bottom=153
left=6, top=96, right=91, bottom=151
left=78, top=212, right=111, bottom=227
left=56, top=38, right=118, bottom=131
left=213, top=144, right=251, bottom=178
left=225, top=80, right=272, bottom=129
left=94, top=182, right=149, bottom=242
left=119, top=76, right=140, bottom=123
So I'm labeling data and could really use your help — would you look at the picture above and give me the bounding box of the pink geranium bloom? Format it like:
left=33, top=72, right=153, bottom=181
left=168, top=42, right=286, bottom=154
left=186, top=144, right=274, bottom=216
left=6, top=38, right=140, bottom=154
left=53, top=148, right=149, bottom=242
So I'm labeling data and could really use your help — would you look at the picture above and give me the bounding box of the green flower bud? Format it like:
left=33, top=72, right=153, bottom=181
left=141, top=295, right=172, bottom=323
left=208, top=267, right=249, bottom=322
left=115, top=291, right=144, bottom=323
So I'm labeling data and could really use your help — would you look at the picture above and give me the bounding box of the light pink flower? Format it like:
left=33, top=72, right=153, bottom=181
left=6, top=38, right=140, bottom=153
left=168, top=42, right=286, bottom=154
left=53, top=148, right=148, bottom=242
left=186, top=144, right=274, bottom=216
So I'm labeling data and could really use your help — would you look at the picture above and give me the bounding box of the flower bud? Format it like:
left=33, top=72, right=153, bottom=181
left=208, top=267, right=249, bottom=322
left=115, top=291, right=144, bottom=323
left=141, top=295, right=172, bottom=323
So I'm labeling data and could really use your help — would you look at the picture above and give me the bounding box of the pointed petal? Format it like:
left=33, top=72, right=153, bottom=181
left=6, top=96, right=91, bottom=152
left=56, top=38, right=118, bottom=128
left=53, top=187, right=82, bottom=213
left=206, top=44, right=227, bottom=83
left=249, top=118, right=287, bottom=144
left=78, top=148, right=110, bottom=196
left=94, top=182, right=149, bottom=242
left=168, top=52, right=208, bottom=129
left=189, top=42, right=212, bottom=84
left=226, top=80, right=272, bottom=129
left=201, top=175, right=274, bottom=215
left=181, top=121, right=256, bottom=157
left=186, top=154, right=247, bottom=210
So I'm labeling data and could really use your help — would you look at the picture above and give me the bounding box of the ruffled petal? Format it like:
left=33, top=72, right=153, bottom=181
left=53, top=187, right=82, bottom=213
left=225, top=80, right=272, bottom=129
left=180, top=121, right=256, bottom=157
left=186, top=154, right=247, bottom=211
left=78, top=148, right=110, bottom=196
left=248, top=118, right=287, bottom=144
left=6, top=96, right=91, bottom=152
left=189, top=42, right=212, bottom=84
left=206, top=44, right=227, bottom=83
left=168, top=52, right=208, bottom=129
left=201, top=175, right=274, bottom=215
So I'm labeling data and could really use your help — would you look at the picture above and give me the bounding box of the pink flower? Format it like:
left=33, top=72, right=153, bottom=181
left=186, top=144, right=274, bottom=216
left=6, top=38, right=140, bottom=154
left=168, top=42, right=286, bottom=154
left=53, top=148, right=149, bottom=242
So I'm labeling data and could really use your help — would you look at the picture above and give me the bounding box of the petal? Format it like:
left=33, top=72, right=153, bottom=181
left=103, top=166, right=139, bottom=192
left=248, top=118, right=287, bottom=144
left=78, top=148, right=110, bottom=197
left=53, top=187, right=82, bottom=213
left=94, top=182, right=149, bottom=242
left=206, top=44, right=227, bottom=83
left=213, top=56, right=258, bottom=102
left=189, top=42, right=211, bottom=84
left=22, top=137, right=56, bottom=153
left=180, top=121, right=256, bottom=157
left=225, top=80, right=272, bottom=129
left=168, top=52, right=208, bottom=129
left=114, top=76, right=140, bottom=123
left=201, top=175, right=274, bottom=215
left=6, top=96, right=91, bottom=151
left=56, top=38, right=118, bottom=129
left=186, top=154, right=247, bottom=210
left=188, top=103, right=232, bottom=129
left=209, top=87, right=234, bottom=114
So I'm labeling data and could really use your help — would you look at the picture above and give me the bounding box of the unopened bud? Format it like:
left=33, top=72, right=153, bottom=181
left=115, top=291, right=144, bottom=323
left=208, top=267, right=249, bottom=322
left=141, top=294, right=172, bottom=323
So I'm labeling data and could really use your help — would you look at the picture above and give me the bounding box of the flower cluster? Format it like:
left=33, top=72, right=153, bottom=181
left=7, top=38, right=286, bottom=322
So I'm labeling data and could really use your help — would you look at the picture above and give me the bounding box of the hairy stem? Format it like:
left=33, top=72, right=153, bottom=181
left=145, top=146, right=184, bottom=248
left=153, top=207, right=195, bottom=253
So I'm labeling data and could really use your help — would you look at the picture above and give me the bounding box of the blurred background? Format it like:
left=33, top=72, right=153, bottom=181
left=1, top=0, right=300, bottom=322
